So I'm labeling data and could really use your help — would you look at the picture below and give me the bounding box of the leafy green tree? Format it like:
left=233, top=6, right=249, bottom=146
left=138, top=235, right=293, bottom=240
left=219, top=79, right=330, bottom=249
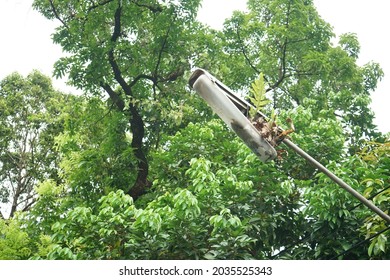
left=12, top=119, right=389, bottom=260
left=358, top=140, right=390, bottom=259
left=23, top=121, right=258, bottom=259
left=17, top=96, right=136, bottom=248
left=0, top=71, right=74, bottom=218
left=13, top=0, right=387, bottom=261
left=32, top=0, right=212, bottom=200
left=0, top=218, right=32, bottom=259
left=220, top=0, right=383, bottom=150
left=54, top=97, right=136, bottom=206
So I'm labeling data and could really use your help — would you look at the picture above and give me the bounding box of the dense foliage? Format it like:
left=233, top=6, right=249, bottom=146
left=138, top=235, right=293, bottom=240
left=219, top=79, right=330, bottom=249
left=0, top=0, right=389, bottom=260
left=0, top=71, right=78, bottom=218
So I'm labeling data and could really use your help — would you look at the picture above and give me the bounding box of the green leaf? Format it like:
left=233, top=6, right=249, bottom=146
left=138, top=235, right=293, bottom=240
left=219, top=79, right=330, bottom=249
left=249, top=73, right=270, bottom=117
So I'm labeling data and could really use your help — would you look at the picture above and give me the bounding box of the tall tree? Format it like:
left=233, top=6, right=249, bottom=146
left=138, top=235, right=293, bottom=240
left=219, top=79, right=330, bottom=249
left=17, top=0, right=388, bottom=260
left=54, top=97, right=137, bottom=206
left=220, top=0, right=383, bottom=150
left=0, top=71, right=72, bottom=218
left=33, top=0, right=208, bottom=200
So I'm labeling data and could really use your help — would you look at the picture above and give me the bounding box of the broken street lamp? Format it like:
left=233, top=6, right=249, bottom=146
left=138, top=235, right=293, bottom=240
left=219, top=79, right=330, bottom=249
left=189, top=69, right=277, bottom=162
left=189, top=68, right=390, bottom=224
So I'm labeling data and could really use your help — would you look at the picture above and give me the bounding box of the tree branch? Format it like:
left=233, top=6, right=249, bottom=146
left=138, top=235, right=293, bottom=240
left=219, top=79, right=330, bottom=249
left=267, top=38, right=288, bottom=92
left=127, top=102, right=151, bottom=199
left=159, top=66, right=185, bottom=83
left=129, top=74, right=156, bottom=88
left=154, top=19, right=173, bottom=77
left=9, top=186, right=20, bottom=218
left=267, top=0, right=292, bottom=92
left=111, top=2, right=122, bottom=43
left=132, top=0, right=163, bottom=13
left=49, top=0, right=69, bottom=28
left=88, top=0, right=115, bottom=12
left=100, top=83, right=125, bottom=110
left=21, top=197, right=37, bottom=212
left=235, top=22, right=260, bottom=75
left=107, top=1, right=150, bottom=200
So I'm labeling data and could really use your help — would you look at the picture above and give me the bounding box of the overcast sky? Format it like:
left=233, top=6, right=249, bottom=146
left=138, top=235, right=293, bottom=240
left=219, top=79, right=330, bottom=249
left=0, top=0, right=389, bottom=133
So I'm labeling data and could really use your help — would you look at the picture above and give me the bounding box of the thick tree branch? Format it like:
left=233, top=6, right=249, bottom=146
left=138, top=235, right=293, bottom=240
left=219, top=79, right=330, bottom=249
left=128, top=102, right=151, bottom=199
left=108, top=4, right=133, bottom=93
left=111, top=2, right=122, bottom=42
left=100, top=83, right=125, bottom=110
left=9, top=188, right=19, bottom=218
left=129, top=74, right=156, bottom=88
left=107, top=1, right=150, bottom=200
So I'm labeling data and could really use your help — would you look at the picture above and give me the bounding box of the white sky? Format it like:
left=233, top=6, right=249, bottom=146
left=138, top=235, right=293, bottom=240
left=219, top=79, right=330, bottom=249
left=0, top=0, right=389, bottom=133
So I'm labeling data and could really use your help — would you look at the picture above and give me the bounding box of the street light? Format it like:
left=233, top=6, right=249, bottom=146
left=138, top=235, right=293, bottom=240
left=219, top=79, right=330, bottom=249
left=189, top=68, right=390, bottom=224
left=189, top=68, right=277, bottom=162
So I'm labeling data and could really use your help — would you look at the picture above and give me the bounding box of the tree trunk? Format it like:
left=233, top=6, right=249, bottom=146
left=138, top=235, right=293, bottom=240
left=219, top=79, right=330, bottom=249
left=127, top=102, right=150, bottom=200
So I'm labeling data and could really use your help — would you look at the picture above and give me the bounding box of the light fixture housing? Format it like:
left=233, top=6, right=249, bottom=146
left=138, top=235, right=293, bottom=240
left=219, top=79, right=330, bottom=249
left=189, top=69, right=277, bottom=162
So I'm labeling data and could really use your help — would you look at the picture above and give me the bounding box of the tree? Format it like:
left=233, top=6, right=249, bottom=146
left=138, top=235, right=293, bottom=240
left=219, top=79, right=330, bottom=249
left=32, top=0, right=210, bottom=200
left=358, top=139, right=390, bottom=259
left=54, top=97, right=137, bottom=206
left=8, top=119, right=389, bottom=260
left=0, top=71, right=73, bottom=218
left=11, top=0, right=386, bottom=260
left=220, top=0, right=383, bottom=150
left=0, top=218, right=32, bottom=259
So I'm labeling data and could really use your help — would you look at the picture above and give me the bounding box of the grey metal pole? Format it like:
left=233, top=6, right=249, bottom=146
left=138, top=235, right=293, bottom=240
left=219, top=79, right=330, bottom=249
left=282, top=138, right=390, bottom=224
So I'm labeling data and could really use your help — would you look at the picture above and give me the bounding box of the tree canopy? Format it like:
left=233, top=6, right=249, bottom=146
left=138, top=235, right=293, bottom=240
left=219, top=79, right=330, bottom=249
left=0, top=0, right=388, bottom=260
left=0, top=71, right=77, bottom=218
